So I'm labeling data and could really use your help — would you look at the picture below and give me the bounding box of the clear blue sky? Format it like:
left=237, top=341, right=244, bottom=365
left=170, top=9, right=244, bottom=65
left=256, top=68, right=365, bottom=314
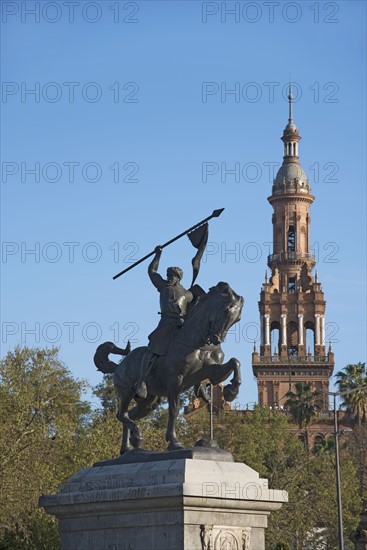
left=1, top=0, right=366, bottom=408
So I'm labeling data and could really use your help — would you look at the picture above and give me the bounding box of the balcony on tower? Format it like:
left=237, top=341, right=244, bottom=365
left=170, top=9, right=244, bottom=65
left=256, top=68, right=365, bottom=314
left=267, top=251, right=316, bottom=269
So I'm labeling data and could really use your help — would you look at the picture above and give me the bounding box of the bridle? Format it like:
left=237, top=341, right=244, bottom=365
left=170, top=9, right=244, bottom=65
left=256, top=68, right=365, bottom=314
left=206, top=294, right=240, bottom=345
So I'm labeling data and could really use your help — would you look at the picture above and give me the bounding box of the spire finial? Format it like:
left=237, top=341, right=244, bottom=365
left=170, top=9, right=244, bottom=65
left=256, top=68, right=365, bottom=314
left=283, top=77, right=297, bottom=134
left=288, top=81, right=293, bottom=123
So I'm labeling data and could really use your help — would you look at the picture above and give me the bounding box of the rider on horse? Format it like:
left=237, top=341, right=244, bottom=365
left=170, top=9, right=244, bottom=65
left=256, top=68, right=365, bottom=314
left=135, top=246, right=194, bottom=398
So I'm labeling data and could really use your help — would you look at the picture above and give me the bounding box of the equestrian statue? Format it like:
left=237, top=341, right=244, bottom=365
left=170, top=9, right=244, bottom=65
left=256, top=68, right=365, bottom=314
left=94, top=210, right=244, bottom=454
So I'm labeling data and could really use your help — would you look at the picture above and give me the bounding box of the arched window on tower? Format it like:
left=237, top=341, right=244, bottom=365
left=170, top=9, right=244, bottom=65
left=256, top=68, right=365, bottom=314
left=288, top=321, right=298, bottom=356
left=270, top=322, right=280, bottom=355
left=305, top=321, right=315, bottom=355
left=288, top=225, right=296, bottom=252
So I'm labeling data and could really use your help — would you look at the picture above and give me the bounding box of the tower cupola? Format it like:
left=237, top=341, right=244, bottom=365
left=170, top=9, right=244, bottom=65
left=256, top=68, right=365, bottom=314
left=273, top=84, right=310, bottom=195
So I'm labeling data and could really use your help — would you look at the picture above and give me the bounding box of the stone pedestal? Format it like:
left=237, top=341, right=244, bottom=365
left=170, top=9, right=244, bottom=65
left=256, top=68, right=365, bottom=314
left=40, top=450, right=287, bottom=550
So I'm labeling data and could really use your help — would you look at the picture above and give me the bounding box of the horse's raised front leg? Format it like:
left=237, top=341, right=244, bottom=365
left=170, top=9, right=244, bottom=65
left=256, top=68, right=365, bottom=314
left=166, top=377, right=184, bottom=451
left=209, top=358, right=241, bottom=402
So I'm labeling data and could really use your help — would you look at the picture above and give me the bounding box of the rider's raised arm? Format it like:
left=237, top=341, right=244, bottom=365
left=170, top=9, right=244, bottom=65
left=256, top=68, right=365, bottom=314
left=148, top=246, right=164, bottom=290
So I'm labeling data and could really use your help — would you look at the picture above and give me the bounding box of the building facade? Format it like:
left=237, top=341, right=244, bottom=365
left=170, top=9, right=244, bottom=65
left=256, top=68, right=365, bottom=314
left=252, top=87, right=334, bottom=409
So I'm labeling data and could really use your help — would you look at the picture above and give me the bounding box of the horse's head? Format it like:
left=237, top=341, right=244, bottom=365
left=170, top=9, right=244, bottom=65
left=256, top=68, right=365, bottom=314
left=203, top=282, right=244, bottom=346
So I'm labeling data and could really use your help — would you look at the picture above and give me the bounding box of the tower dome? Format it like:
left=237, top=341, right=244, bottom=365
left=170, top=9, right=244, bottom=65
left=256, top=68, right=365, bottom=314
left=274, top=161, right=309, bottom=192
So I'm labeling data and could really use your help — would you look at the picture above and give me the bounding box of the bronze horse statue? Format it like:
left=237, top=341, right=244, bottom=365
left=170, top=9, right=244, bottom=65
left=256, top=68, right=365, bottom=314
left=94, top=282, right=243, bottom=453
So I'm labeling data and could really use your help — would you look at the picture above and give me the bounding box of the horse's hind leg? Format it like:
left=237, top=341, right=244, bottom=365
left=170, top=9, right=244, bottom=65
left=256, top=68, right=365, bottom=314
left=116, top=398, right=130, bottom=454
left=129, top=396, right=161, bottom=421
left=166, top=381, right=184, bottom=451
left=116, top=394, right=141, bottom=453
left=120, top=398, right=162, bottom=453
left=121, top=425, right=130, bottom=455
left=120, top=411, right=143, bottom=450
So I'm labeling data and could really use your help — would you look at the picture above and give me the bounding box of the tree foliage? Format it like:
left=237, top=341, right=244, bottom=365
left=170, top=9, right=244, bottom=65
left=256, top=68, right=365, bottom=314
left=285, top=382, right=321, bottom=429
left=0, top=346, right=91, bottom=549
left=336, top=362, right=367, bottom=425
left=0, top=348, right=363, bottom=549
left=184, top=405, right=361, bottom=549
left=92, top=374, right=118, bottom=414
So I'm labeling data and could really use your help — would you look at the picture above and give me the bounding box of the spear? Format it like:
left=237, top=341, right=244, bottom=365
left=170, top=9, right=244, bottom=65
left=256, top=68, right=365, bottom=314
left=112, top=208, right=224, bottom=280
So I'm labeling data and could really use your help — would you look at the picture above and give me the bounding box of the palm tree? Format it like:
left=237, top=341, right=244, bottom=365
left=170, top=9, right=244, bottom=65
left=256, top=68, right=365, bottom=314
left=312, top=436, right=335, bottom=456
left=337, top=364, right=367, bottom=531
left=285, top=382, right=321, bottom=449
left=335, top=362, right=367, bottom=426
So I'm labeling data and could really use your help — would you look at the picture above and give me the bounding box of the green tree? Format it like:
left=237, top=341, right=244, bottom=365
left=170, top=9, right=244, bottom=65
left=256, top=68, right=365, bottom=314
left=344, top=424, right=367, bottom=501
left=93, top=374, right=118, bottom=414
left=285, top=382, right=320, bottom=450
left=0, top=346, right=91, bottom=549
left=312, top=436, right=335, bottom=456
left=184, top=405, right=361, bottom=549
left=335, top=362, right=367, bottom=426
left=0, top=347, right=361, bottom=550
left=285, top=382, right=320, bottom=429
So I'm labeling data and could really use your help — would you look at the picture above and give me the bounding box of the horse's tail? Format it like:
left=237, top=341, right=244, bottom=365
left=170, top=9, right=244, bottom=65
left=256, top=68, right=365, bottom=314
left=94, top=341, right=131, bottom=374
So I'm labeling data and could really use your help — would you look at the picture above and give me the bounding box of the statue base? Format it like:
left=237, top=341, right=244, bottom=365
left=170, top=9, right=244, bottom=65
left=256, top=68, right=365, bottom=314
left=93, top=443, right=234, bottom=466
left=39, top=451, right=288, bottom=550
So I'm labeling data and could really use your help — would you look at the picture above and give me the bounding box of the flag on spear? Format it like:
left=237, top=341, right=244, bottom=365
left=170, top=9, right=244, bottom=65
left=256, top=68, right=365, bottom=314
left=187, top=222, right=209, bottom=286
left=112, top=209, right=223, bottom=281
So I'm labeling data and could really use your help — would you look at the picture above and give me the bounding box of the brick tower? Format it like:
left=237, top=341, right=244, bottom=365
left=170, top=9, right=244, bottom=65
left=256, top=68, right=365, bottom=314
left=252, top=86, right=334, bottom=409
